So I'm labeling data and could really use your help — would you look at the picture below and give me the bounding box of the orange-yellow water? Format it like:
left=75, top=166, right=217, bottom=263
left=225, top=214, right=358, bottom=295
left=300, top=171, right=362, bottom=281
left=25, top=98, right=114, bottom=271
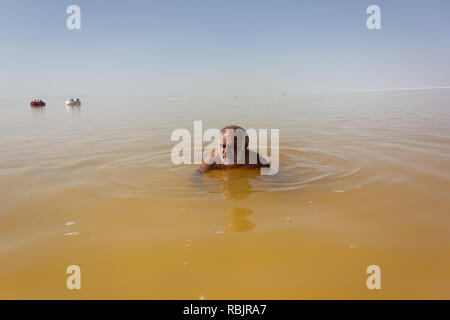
left=1, top=91, right=450, bottom=299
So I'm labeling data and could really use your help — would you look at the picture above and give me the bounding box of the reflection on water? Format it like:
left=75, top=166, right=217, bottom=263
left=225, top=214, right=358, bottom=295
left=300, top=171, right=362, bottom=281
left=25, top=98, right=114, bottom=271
left=1, top=91, right=450, bottom=299
left=66, top=105, right=81, bottom=113
left=206, top=169, right=256, bottom=232
left=212, top=169, right=256, bottom=201
left=224, top=207, right=255, bottom=233
left=30, top=106, right=45, bottom=112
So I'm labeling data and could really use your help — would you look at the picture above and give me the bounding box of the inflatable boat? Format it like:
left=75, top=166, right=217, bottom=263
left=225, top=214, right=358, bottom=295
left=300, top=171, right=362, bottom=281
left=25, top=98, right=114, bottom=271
left=65, top=98, right=81, bottom=106
left=30, top=100, right=46, bottom=107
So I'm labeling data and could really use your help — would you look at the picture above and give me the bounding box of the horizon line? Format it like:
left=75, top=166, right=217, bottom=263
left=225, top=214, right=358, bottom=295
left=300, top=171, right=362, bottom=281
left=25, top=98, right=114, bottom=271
left=353, top=86, right=450, bottom=93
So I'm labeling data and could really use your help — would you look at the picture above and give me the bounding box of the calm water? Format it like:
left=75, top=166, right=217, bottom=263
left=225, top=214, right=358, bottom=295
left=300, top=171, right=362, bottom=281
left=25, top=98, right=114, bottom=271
left=1, top=90, right=450, bottom=299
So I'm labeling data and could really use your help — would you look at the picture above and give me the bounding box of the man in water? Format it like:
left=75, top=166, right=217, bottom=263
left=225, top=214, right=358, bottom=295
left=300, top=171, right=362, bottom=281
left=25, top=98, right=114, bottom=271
left=199, top=125, right=270, bottom=174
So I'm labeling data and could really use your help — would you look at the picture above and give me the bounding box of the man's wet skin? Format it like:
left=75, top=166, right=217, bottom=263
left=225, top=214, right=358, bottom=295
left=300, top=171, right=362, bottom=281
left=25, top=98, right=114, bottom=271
left=199, top=125, right=270, bottom=175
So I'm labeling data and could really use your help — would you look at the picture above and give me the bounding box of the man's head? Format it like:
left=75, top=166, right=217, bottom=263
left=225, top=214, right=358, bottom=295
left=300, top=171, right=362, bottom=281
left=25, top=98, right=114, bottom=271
left=220, top=125, right=249, bottom=163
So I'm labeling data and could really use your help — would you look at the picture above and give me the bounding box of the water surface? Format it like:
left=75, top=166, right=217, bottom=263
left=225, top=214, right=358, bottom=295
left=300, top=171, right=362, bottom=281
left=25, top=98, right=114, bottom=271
left=1, top=90, right=450, bottom=298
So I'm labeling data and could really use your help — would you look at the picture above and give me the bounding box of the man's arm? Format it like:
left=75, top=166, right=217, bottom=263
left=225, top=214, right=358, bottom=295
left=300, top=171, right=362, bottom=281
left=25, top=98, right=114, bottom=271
left=200, top=159, right=213, bottom=174
left=199, top=152, right=218, bottom=174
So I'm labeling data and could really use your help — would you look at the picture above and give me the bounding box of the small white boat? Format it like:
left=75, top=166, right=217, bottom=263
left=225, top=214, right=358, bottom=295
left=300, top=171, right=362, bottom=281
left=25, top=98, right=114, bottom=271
left=65, top=98, right=81, bottom=106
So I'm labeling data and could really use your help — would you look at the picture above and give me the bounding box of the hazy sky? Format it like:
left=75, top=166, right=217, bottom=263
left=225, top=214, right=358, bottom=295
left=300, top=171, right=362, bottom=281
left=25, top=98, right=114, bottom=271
left=1, top=0, right=450, bottom=98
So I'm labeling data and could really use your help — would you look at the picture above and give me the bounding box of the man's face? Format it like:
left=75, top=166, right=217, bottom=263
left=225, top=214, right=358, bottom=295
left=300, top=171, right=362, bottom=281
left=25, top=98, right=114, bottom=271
left=221, top=130, right=234, bottom=157
left=220, top=129, right=248, bottom=163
